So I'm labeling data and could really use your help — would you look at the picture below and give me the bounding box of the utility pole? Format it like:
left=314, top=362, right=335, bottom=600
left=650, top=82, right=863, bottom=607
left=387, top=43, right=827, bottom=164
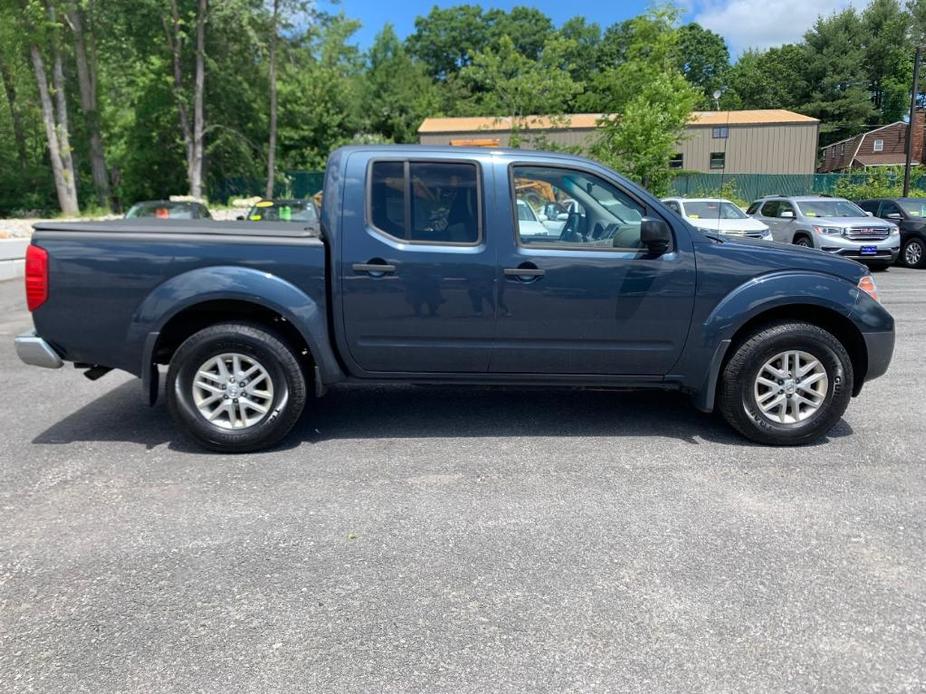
left=903, top=46, right=922, bottom=197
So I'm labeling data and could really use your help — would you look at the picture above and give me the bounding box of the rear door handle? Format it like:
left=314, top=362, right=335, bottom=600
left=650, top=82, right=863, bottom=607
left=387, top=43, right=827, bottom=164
left=353, top=262, right=396, bottom=276
left=504, top=267, right=545, bottom=278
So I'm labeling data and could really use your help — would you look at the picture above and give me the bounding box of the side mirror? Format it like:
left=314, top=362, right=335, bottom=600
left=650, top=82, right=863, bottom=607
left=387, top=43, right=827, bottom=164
left=886, top=212, right=902, bottom=220
left=640, top=218, right=671, bottom=254
left=780, top=210, right=795, bottom=219
left=556, top=213, right=569, bottom=221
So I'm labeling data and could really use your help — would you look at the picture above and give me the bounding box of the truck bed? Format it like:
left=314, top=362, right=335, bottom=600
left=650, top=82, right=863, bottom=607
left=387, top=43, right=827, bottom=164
left=30, top=219, right=328, bottom=376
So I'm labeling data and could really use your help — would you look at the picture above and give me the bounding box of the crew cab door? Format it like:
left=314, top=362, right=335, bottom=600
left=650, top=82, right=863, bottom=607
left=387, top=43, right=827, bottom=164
left=337, top=155, right=496, bottom=374
left=491, top=163, right=696, bottom=376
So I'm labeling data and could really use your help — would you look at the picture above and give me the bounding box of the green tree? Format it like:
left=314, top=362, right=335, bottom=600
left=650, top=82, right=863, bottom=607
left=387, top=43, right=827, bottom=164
left=676, top=23, right=730, bottom=108
left=861, top=0, right=912, bottom=121
left=406, top=5, right=489, bottom=80
left=458, top=35, right=580, bottom=146
left=591, top=7, right=699, bottom=194
left=362, top=24, right=438, bottom=143
left=724, top=44, right=809, bottom=110
left=801, top=8, right=878, bottom=145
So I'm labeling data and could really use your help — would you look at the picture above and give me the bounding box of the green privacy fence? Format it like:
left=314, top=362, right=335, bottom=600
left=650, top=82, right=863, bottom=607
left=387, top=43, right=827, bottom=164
left=668, top=171, right=926, bottom=202
left=211, top=171, right=325, bottom=203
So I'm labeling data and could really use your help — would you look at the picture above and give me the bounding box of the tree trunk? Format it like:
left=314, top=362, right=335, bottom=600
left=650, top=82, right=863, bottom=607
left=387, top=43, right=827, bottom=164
left=67, top=2, right=111, bottom=208
left=30, top=44, right=78, bottom=214
left=46, top=1, right=79, bottom=210
left=190, top=0, right=207, bottom=199
left=0, top=56, right=28, bottom=169
left=166, top=0, right=194, bottom=189
left=265, top=0, right=279, bottom=199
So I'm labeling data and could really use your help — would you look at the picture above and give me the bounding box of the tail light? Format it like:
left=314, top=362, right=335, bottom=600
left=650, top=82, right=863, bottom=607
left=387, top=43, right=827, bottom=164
left=25, top=245, right=48, bottom=311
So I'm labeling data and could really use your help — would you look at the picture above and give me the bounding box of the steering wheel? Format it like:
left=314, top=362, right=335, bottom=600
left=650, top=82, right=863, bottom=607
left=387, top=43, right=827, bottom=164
left=559, top=212, right=584, bottom=243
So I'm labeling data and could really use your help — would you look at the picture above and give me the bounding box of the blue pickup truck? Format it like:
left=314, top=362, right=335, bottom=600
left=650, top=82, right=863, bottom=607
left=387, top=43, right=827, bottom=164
left=16, top=146, right=894, bottom=452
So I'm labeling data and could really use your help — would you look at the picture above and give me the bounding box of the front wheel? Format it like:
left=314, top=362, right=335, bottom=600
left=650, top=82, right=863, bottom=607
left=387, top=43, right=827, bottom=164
left=718, top=322, right=853, bottom=446
left=901, top=237, right=926, bottom=268
left=166, top=322, right=307, bottom=452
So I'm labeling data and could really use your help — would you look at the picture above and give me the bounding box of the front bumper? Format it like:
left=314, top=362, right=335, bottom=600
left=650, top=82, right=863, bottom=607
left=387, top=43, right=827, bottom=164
left=15, top=331, right=64, bottom=369
left=863, top=330, right=895, bottom=382
left=819, top=234, right=900, bottom=263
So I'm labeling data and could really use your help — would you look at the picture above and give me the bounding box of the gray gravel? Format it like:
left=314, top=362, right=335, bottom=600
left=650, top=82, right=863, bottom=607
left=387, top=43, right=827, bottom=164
left=0, top=270, right=924, bottom=692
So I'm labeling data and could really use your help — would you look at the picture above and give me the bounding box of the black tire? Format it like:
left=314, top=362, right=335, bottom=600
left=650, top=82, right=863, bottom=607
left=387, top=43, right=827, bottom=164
left=718, top=322, right=853, bottom=446
left=793, top=235, right=813, bottom=248
left=901, top=237, right=926, bottom=268
left=867, top=262, right=891, bottom=272
left=166, top=322, right=307, bottom=453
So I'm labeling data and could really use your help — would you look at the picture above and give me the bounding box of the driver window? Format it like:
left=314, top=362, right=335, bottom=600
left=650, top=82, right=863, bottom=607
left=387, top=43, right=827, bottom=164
left=511, top=165, right=647, bottom=250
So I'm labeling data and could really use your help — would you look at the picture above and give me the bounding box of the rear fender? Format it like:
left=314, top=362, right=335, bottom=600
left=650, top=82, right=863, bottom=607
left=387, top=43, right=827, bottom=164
left=129, top=266, right=344, bottom=401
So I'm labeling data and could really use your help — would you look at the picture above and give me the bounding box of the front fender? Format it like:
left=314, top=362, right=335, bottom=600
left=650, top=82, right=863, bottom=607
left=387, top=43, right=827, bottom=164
left=681, top=271, right=862, bottom=411
left=127, top=265, right=344, bottom=388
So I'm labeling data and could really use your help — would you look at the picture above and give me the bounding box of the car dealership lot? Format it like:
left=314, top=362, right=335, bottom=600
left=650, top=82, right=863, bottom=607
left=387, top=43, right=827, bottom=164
left=0, top=271, right=924, bottom=692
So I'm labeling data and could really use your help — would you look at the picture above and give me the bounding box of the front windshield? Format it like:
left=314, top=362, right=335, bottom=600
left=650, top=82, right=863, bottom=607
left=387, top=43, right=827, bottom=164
left=899, top=199, right=926, bottom=217
left=682, top=201, right=747, bottom=220
left=247, top=201, right=316, bottom=222
left=796, top=199, right=866, bottom=218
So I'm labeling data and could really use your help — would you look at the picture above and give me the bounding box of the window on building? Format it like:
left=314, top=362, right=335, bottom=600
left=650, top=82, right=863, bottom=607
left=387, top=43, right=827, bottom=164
left=712, top=127, right=729, bottom=139
left=709, top=152, right=726, bottom=169
left=669, top=153, right=683, bottom=169
left=873, top=138, right=884, bottom=152
left=369, top=160, right=481, bottom=244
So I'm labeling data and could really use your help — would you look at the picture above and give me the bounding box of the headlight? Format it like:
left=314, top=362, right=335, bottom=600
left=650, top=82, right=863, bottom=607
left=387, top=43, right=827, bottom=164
left=812, top=225, right=843, bottom=235
left=888, top=225, right=900, bottom=236
left=858, top=275, right=879, bottom=303
left=760, top=228, right=772, bottom=239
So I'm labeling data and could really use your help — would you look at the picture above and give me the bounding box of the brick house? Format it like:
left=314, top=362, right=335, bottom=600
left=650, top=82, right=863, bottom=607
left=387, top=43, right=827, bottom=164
left=818, top=110, right=925, bottom=172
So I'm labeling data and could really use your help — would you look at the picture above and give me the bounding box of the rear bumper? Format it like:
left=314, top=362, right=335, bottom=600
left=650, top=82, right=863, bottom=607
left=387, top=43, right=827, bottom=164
left=863, top=330, right=894, bottom=382
left=14, top=331, right=64, bottom=369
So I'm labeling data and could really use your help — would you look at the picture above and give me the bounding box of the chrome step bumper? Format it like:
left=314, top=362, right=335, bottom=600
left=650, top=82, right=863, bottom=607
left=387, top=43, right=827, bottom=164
left=15, top=331, right=64, bottom=369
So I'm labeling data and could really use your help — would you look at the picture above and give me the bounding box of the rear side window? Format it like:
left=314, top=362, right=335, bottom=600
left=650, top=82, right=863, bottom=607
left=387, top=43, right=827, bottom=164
left=746, top=202, right=761, bottom=215
left=369, top=160, right=480, bottom=244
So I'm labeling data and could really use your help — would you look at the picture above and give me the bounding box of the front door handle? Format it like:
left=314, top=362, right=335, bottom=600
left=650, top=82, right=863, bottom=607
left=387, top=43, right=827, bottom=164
left=353, top=261, right=396, bottom=277
left=504, top=264, right=545, bottom=281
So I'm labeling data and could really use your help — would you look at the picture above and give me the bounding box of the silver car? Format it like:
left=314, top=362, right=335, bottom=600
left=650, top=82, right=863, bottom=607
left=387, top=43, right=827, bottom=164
left=747, top=195, right=900, bottom=268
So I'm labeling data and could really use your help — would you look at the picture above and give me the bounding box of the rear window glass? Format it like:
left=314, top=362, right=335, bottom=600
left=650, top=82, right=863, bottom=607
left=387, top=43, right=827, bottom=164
left=369, top=161, right=480, bottom=244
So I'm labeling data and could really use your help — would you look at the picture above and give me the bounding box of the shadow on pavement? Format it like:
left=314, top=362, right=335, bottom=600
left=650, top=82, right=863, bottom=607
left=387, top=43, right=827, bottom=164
left=32, top=379, right=854, bottom=451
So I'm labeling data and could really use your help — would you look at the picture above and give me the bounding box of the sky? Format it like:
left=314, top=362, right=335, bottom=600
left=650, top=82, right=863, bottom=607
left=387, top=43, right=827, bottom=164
left=335, top=0, right=855, bottom=56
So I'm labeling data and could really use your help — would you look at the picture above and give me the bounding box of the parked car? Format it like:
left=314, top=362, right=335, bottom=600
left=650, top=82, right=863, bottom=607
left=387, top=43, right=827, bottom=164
left=16, top=146, right=893, bottom=452
left=747, top=195, right=900, bottom=269
left=242, top=198, right=318, bottom=227
left=856, top=198, right=926, bottom=268
left=516, top=199, right=554, bottom=239
left=662, top=197, right=771, bottom=240
left=125, top=200, right=212, bottom=220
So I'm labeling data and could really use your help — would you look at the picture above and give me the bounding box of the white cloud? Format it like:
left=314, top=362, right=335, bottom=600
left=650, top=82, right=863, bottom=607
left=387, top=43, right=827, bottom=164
left=693, top=0, right=855, bottom=55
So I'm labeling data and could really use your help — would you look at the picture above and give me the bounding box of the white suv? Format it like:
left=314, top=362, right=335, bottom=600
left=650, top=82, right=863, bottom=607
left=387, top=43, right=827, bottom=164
left=662, top=197, right=772, bottom=240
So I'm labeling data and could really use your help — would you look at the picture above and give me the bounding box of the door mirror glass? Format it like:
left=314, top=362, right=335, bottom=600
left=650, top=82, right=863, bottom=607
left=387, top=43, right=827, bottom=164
left=779, top=209, right=795, bottom=219
left=640, top=218, right=671, bottom=254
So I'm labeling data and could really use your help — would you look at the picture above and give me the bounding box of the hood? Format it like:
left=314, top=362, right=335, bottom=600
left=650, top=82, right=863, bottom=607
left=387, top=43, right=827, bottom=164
left=697, top=231, right=869, bottom=284
left=687, top=217, right=768, bottom=233
left=809, top=216, right=893, bottom=229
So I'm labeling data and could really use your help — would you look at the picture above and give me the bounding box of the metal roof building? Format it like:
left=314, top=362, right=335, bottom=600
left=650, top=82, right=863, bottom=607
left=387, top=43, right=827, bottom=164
left=417, top=110, right=820, bottom=175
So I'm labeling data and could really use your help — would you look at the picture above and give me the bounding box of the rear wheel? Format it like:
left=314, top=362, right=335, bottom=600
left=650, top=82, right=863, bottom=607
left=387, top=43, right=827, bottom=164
left=901, top=237, right=926, bottom=268
left=718, top=322, right=853, bottom=446
left=167, top=322, right=307, bottom=452
left=793, top=235, right=813, bottom=248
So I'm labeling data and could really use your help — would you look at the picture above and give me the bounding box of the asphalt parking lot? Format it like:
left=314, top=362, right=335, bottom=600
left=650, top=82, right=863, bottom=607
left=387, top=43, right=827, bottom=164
left=0, top=269, right=924, bottom=692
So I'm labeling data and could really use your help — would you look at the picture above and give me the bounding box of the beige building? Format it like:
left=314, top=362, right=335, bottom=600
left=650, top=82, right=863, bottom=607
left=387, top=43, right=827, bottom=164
left=417, top=109, right=820, bottom=175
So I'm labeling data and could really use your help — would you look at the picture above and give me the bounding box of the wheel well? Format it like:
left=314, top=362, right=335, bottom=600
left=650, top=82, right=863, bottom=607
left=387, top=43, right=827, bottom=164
left=793, top=231, right=812, bottom=243
left=153, top=300, right=313, bottom=367
left=725, top=304, right=867, bottom=394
